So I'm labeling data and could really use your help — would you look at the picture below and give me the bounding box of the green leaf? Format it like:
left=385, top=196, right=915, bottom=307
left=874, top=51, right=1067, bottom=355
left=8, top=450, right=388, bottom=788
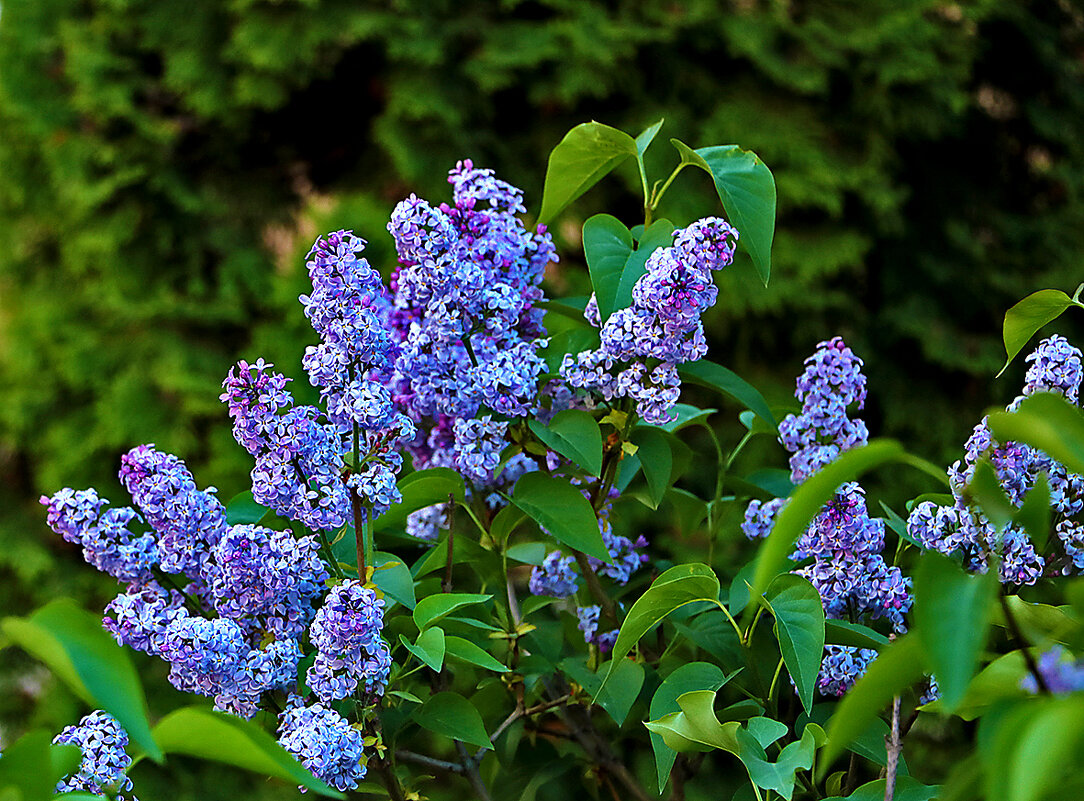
left=401, top=627, right=446, bottom=672
left=736, top=722, right=822, bottom=801
left=225, top=490, right=268, bottom=525
left=748, top=441, right=909, bottom=610
left=1014, top=473, right=1052, bottom=551
left=635, top=118, right=664, bottom=159
left=445, top=636, right=509, bottom=673
left=922, top=651, right=1028, bottom=721
left=0, top=731, right=81, bottom=801
left=539, top=122, right=638, bottom=224
left=511, top=472, right=610, bottom=562
left=671, top=140, right=777, bottom=286
left=824, top=620, right=889, bottom=650
left=561, top=656, right=645, bottom=726
left=913, top=552, right=996, bottom=712
left=413, top=692, right=493, bottom=751
left=372, top=551, right=416, bottom=610
left=630, top=426, right=692, bottom=509
left=820, top=634, right=927, bottom=773
left=505, top=542, right=547, bottom=566
left=998, top=289, right=1078, bottom=376
left=603, top=564, right=722, bottom=689
left=528, top=409, right=603, bottom=476
left=614, top=219, right=676, bottom=316
left=678, top=360, right=776, bottom=430
left=413, top=593, right=491, bottom=631
left=374, top=468, right=466, bottom=533
left=823, top=777, right=939, bottom=801
left=644, top=689, right=741, bottom=753
left=982, top=696, right=1084, bottom=801
left=765, top=575, right=825, bottom=715
left=965, top=460, right=1015, bottom=531
left=153, top=707, right=343, bottom=797
left=660, top=404, right=717, bottom=433
left=648, top=663, right=736, bottom=791
left=2, top=600, right=161, bottom=761
left=582, top=213, right=633, bottom=322
left=987, top=392, right=1084, bottom=475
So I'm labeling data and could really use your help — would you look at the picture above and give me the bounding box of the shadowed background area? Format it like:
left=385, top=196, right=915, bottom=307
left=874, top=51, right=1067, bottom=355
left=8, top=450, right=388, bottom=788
left=0, top=0, right=1082, bottom=797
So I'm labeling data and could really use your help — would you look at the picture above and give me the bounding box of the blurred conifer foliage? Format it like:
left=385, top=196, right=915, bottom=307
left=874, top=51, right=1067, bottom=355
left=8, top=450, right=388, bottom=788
left=1, top=0, right=1082, bottom=542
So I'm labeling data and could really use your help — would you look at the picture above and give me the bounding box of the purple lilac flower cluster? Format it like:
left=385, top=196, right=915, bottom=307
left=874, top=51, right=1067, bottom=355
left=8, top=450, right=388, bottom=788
left=1021, top=646, right=1084, bottom=694
left=53, top=710, right=136, bottom=799
left=907, top=335, right=1084, bottom=583
left=560, top=218, right=738, bottom=424
left=307, top=580, right=393, bottom=703
left=576, top=605, right=618, bottom=652
left=743, top=338, right=911, bottom=696
left=278, top=698, right=367, bottom=792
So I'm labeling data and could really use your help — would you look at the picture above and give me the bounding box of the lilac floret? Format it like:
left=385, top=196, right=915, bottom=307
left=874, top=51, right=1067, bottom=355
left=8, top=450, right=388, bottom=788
left=277, top=699, right=367, bottom=792
left=529, top=552, right=580, bottom=598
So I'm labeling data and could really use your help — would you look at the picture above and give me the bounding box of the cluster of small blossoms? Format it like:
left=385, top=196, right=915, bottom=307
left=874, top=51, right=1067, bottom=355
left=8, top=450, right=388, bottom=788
left=380, top=162, right=558, bottom=539
left=560, top=218, right=738, bottom=424
left=743, top=338, right=911, bottom=696
left=1021, top=646, right=1084, bottom=694
left=278, top=698, right=367, bottom=793
left=52, top=710, right=136, bottom=799
left=299, top=231, right=417, bottom=514
left=908, top=335, right=1084, bottom=583
left=306, top=581, right=393, bottom=703
left=529, top=493, right=648, bottom=651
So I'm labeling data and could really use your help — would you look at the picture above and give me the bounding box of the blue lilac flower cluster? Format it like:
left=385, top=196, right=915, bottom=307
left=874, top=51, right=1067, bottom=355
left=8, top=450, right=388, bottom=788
left=907, top=335, right=1084, bottom=583
left=278, top=698, right=368, bottom=792
left=307, top=580, right=392, bottom=703
left=53, top=710, right=137, bottom=799
left=1021, top=646, right=1084, bottom=694
left=528, top=493, right=648, bottom=651
left=560, top=218, right=738, bottom=424
left=743, top=338, right=911, bottom=696
left=380, top=162, right=559, bottom=540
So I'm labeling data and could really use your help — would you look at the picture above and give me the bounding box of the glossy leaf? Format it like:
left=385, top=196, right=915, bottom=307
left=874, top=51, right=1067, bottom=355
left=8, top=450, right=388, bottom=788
left=678, top=360, right=776, bottom=430
left=505, top=542, right=547, bottom=566
left=413, top=692, right=493, bottom=751
left=401, top=627, right=446, bottom=672
left=660, top=404, right=717, bottom=433
left=372, top=551, right=416, bottom=610
left=413, top=593, right=491, bottom=631
left=2, top=600, right=161, bottom=761
left=562, top=656, right=645, bottom=726
left=630, top=426, right=692, bottom=509
left=982, top=695, right=1084, bottom=801
left=225, top=490, right=268, bottom=525
left=671, top=139, right=776, bottom=285
left=823, top=777, right=939, bottom=801
left=528, top=409, right=603, bottom=476
left=154, top=707, right=343, bottom=797
left=0, top=731, right=81, bottom=801
left=539, top=122, right=637, bottom=224
left=824, top=619, right=889, bottom=650
left=736, top=722, right=822, bottom=801
left=582, top=213, right=633, bottom=322
left=445, top=636, right=509, bottom=673
left=913, top=552, right=996, bottom=712
left=966, top=460, right=1015, bottom=531
left=998, top=289, right=1079, bottom=376
left=765, top=574, right=825, bottom=714
left=648, top=663, right=736, bottom=790
left=748, top=440, right=908, bottom=610
left=644, top=689, right=741, bottom=753
left=1015, top=473, right=1052, bottom=551
left=613, top=219, right=675, bottom=317
left=511, top=472, right=610, bottom=562
left=820, top=634, right=927, bottom=773
left=987, top=392, right=1084, bottom=475
left=603, top=564, right=722, bottom=689
left=374, top=468, right=466, bottom=532
left=922, top=651, right=1028, bottom=721
left=635, top=118, right=664, bottom=159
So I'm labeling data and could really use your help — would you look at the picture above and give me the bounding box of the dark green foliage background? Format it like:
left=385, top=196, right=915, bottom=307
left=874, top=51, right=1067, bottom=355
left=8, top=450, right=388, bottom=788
left=0, top=0, right=1082, bottom=796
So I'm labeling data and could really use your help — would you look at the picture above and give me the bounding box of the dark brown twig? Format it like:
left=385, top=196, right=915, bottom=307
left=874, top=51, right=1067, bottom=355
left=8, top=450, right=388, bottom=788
left=999, top=591, right=1050, bottom=694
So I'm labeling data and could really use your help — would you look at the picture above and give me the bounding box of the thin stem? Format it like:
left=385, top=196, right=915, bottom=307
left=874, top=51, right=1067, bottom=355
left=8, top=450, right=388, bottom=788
left=374, top=759, right=406, bottom=801
left=573, top=549, right=619, bottom=625
left=743, top=606, right=766, bottom=645
left=316, top=527, right=345, bottom=580
left=442, top=494, right=455, bottom=594
left=362, top=504, right=374, bottom=581
left=650, top=163, right=688, bottom=211
left=395, top=750, right=463, bottom=774
left=884, top=695, right=902, bottom=801
left=455, top=741, right=493, bottom=801
left=767, top=656, right=785, bottom=709
left=999, top=591, right=1050, bottom=693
